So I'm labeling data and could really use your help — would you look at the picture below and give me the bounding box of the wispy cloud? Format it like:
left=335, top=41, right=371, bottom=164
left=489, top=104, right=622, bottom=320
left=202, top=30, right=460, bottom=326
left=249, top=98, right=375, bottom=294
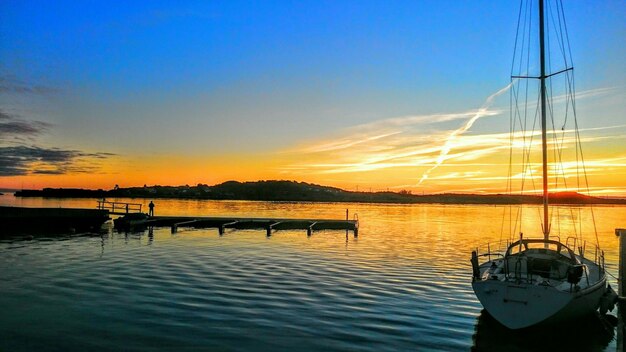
left=299, top=131, right=402, bottom=153
left=0, top=75, right=59, bottom=95
left=0, top=146, right=115, bottom=176
left=572, top=86, right=622, bottom=100
left=0, top=109, right=52, bottom=139
left=418, top=82, right=513, bottom=185
left=277, top=84, right=625, bottom=193
left=0, top=104, right=115, bottom=177
left=281, top=122, right=618, bottom=176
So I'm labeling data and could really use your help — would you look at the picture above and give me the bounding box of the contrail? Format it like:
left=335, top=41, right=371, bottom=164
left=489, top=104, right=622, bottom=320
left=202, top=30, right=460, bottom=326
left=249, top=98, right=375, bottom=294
left=417, top=82, right=513, bottom=185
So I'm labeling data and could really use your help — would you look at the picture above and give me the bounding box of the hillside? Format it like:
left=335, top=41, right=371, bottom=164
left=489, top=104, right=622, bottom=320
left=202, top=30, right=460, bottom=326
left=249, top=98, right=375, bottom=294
left=12, top=180, right=626, bottom=205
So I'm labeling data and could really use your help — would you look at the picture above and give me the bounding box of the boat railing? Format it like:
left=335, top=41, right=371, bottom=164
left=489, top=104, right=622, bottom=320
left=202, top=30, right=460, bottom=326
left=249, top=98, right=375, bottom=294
left=575, top=240, right=606, bottom=280
left=565, top=236, right=577, bottom=251
left=548, top=235, right=561, bottom=243
left=474, top=240, right=510, bottom=262
left=583, top=264, right=590, bottom=288
left=580, top=240, right=604, bottom=265
left=472, top=238, right=605, bottom=283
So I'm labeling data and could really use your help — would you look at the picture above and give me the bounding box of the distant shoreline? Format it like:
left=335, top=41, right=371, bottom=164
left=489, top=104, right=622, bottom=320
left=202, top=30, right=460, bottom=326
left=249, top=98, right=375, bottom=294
left=11, top=180, right=626, bottom=206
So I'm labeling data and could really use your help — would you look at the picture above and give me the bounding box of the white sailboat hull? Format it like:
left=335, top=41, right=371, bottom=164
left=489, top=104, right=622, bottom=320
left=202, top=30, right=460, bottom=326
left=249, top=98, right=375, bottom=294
left=473, top=275, right=606, bottom=330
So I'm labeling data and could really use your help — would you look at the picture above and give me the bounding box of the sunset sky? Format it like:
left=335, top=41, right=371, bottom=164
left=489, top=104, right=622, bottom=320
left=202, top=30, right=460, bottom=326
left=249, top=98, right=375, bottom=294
left=1, top=1, right=624, bottom=195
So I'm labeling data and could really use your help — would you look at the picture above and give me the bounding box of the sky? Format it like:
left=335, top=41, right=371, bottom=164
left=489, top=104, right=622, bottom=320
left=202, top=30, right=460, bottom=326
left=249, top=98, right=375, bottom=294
left=1, top=0, right=625, bottom=195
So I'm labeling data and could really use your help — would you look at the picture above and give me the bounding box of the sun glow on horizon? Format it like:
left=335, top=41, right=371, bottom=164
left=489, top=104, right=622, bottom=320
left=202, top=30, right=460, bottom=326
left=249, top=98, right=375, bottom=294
left=1, top=2, right=624, bottom=196
left=2, top=86, right=626, bottom=196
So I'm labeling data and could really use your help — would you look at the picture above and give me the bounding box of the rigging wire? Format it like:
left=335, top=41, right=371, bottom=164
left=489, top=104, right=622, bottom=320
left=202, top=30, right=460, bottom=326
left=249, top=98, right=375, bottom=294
left=502, top=0, right=526, bottom=243
left=505, top=0, right=599, bottom=250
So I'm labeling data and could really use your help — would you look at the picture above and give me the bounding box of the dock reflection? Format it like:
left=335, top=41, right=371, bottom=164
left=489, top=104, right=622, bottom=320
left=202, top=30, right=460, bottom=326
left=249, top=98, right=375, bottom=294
left=471, top=309, right=615, bottom=352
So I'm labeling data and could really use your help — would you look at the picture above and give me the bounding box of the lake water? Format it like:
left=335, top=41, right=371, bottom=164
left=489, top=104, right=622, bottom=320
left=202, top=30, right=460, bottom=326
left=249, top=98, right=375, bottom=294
left=1, top=194, right=624, bottom=351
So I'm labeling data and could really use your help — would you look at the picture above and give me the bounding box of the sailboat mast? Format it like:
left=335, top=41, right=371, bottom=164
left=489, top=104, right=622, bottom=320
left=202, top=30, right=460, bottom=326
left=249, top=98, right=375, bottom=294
left=539, top=0, right=550, bottom=239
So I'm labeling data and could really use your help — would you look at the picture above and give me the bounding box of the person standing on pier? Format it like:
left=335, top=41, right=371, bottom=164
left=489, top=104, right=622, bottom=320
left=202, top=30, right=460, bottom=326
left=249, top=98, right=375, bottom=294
left=149, top=201, right=155, bottom=216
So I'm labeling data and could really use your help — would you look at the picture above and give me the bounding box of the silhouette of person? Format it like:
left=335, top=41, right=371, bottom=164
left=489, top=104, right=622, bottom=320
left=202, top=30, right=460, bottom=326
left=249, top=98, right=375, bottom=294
left=149, top=201, right=155, bottom=216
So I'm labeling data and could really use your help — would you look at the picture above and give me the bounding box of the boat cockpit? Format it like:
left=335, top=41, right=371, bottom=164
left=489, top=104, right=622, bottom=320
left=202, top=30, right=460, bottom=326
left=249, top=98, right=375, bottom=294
left=473, top=238, right=586, bottom=289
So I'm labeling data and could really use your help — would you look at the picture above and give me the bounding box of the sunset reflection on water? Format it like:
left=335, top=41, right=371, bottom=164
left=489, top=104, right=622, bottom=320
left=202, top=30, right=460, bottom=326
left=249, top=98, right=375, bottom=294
left=0, top=194, right=624, bottom=351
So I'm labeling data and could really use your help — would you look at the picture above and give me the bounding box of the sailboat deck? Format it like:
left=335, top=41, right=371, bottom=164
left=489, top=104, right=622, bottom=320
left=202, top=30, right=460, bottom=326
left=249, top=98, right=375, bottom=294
left=479, top=251, right=605, bottom=292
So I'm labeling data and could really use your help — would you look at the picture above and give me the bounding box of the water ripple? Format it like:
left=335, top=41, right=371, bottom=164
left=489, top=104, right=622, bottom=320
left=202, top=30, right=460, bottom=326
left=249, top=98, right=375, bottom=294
left=1, top=201, right=623, bottom=351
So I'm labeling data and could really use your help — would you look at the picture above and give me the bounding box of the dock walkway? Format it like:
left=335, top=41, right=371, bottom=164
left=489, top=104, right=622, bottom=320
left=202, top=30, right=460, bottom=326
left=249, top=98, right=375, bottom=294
left=114, top=214, right=359, bottom=237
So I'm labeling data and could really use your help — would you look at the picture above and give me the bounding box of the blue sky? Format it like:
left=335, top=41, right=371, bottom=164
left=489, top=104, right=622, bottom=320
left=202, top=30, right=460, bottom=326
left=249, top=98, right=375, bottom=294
left=0, top=0, right=624, bottom=192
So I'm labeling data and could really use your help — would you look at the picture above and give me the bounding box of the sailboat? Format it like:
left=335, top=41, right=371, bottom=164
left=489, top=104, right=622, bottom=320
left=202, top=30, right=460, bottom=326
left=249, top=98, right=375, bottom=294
left=470, top=0, right=613, bottom=330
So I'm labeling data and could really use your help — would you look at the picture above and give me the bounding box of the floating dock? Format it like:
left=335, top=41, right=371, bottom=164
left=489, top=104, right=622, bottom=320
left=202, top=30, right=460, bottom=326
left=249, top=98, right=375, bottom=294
left=0, top=206, right=110, bottom=235
left=1, top=201, right=359, bottom=238
left=114, top=214, right=359, bottom=237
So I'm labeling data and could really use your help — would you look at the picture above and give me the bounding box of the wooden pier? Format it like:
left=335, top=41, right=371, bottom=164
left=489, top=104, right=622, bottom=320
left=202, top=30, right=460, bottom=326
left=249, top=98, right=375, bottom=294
left=114, top=214, right=359, bottom=237
left=97, top=200, right=143, bottom=215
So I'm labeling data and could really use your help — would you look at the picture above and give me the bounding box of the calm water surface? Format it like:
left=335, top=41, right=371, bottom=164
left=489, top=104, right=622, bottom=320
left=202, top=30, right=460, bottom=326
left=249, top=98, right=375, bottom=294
left=1, top=194, right=624, bottom=351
